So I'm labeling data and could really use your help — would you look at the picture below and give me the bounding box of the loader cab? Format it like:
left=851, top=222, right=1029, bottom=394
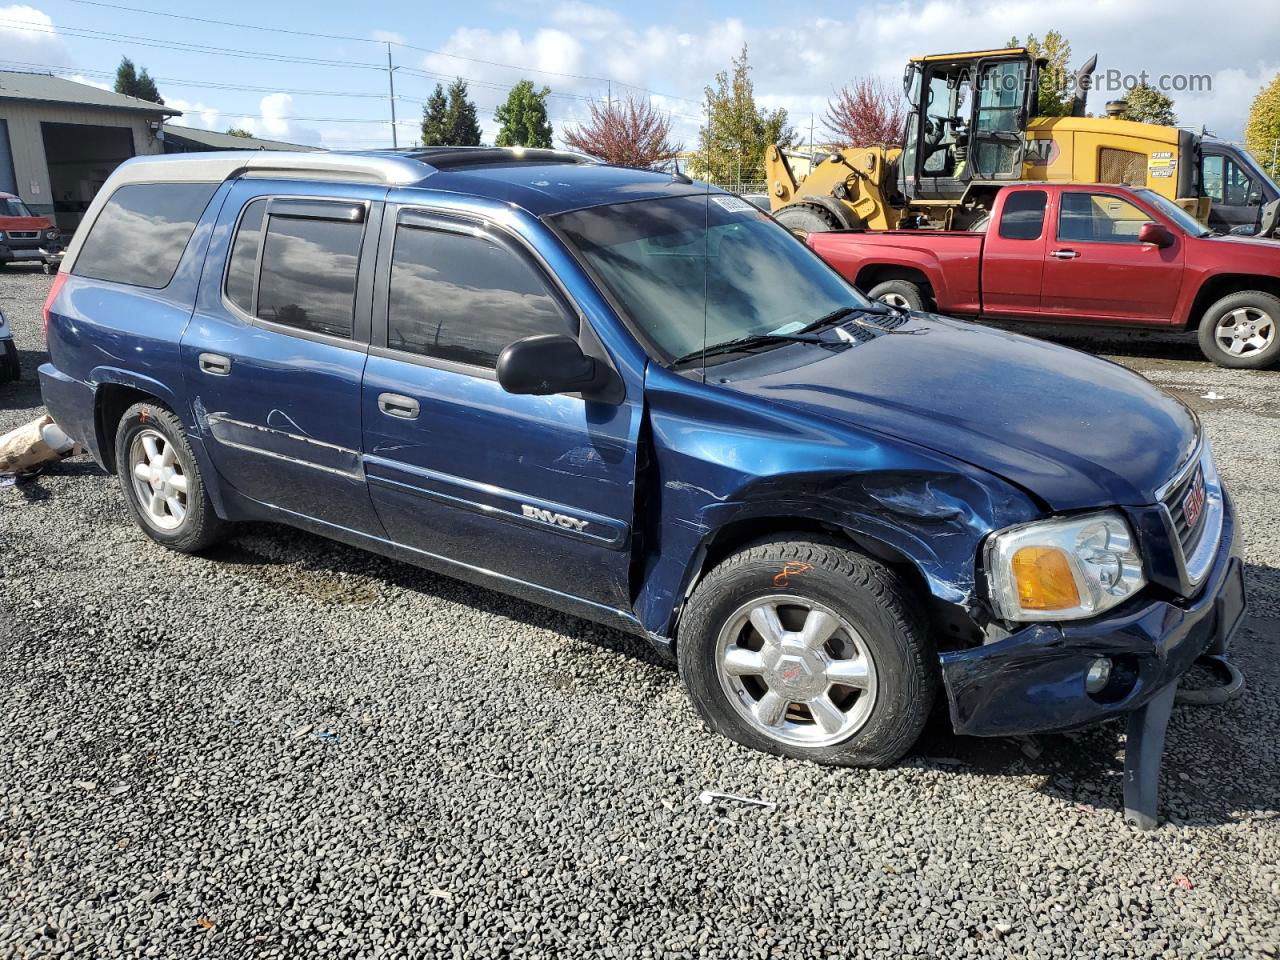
left=899, top=49, right=1042, bottom=205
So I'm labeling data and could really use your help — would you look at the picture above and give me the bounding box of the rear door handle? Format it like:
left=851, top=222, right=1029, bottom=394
left=1050, top=249, right=1080, bottom=259
left=198, top=352, right=232, bottom=375
left=378, top=393, right=420, bottom=420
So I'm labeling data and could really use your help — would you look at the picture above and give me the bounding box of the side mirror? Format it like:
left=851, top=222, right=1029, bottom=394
left=1138, top=222, right=1174, bottom=248
left=496, top=334, right=605, bottom=398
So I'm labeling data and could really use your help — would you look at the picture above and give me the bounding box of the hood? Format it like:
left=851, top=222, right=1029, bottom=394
left=723, top=315, right=1198, bottom=510
left=0, top=215, right=52, bottom=232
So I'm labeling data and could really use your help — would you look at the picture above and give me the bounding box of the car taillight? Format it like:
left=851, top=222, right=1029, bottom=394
left=43, top=271, right=68, bottom=341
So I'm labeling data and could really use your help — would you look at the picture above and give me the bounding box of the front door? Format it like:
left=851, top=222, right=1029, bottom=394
left=360, top=205, right=640, bottom=610
left=1039, top=190, right=1185, bottom=324
left=181, top=179, right=385, bottom=534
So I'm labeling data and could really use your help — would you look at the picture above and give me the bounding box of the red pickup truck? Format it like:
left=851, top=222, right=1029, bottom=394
left=809, top=183, right=1280, bottom=369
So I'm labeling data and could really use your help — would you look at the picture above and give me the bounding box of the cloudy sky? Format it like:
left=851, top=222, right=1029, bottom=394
left=1, top=0, right=1277, bottom=150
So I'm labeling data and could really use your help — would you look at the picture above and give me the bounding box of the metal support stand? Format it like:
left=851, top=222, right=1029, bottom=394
left=1123, top=682, right=1178, bottom=830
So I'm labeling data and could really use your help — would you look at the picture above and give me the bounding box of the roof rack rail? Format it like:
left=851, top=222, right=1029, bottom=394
left=361, top=146, right=600, bottom=170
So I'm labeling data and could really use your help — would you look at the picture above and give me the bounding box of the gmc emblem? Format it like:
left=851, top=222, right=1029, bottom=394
left=1182, top=469, right=1207, bottom=529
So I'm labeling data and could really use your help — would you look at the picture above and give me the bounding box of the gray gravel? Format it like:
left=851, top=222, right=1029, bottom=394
left=2, top=265, right=1278, bottom=959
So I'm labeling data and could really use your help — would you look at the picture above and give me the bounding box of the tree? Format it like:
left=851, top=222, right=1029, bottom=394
left=114, top=57, right=164, bottom=105
left=1121, top=82, right=1176, bottom=126
left=494, top=80, right=553, bottom=148
left=563, top=96, right=682, bottom=168
left=1245, top=73, right=1280, bottom=179
left=824, top=77, right=906, bottom=148
left=225, top=128, right=253, bottom=138
left=1006, top=31, right=1074, bottom=116
left=446, top=78, right=482, bottom=147
left=696, top=44, right=794, bottom=184
left=420, top=84, right=450, bottom=145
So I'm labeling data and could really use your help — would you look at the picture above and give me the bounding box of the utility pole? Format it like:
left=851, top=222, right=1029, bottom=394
left=386, top=42, right=399, bottom=149
left=607, top=81, right=612, bottom=108
left=809, top=113, right=815, bottom=155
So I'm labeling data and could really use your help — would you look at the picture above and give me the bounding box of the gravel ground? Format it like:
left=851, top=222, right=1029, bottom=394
left=2, top=266, right=1278, bottom=959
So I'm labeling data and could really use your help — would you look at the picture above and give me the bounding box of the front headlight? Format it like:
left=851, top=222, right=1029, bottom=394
left=45, top=229, right=59, bottom=241
left=985, top=511, right=1146, bottom=622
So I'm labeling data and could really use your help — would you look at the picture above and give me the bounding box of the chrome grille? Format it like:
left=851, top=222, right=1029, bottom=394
left=1156, top=441, right=1224, bottom=591
left=7, top=231, right=39, bottom=240
left=1164, top=462, right=1208, bottom=558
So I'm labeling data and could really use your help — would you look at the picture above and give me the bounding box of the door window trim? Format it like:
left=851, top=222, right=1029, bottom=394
left=220, top=193, right=379, bottom=352
left=370, top=202, right=589, bottom=380
left=1054, top=190, right=1159, bottom=245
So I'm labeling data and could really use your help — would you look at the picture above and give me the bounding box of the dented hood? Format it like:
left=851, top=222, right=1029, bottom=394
left=723, top=315, right=1198, bottom=510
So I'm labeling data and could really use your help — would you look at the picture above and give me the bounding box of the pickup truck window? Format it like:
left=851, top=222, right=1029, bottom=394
left=997, top=190, right=1046, bottom=240
left=555, top=195, right=870, bottom=363
left=1058, top=192, right=1150, bottom=244
left=387, top=223, right=572, bottom=369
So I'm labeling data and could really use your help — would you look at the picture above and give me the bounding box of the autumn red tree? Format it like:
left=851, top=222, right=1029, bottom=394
left=823, top=77, right=907, bottom=148
left=563, top=96, right=683, bottom=169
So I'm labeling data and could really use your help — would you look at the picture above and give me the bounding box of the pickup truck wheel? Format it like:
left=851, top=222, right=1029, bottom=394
left=867, top=280, right=925, bottom=312
left=678, top=538, right=936, bottom=767
left=114, top=402, right=227, bottom=552
left=1197, top=291, right=1280, bottom=369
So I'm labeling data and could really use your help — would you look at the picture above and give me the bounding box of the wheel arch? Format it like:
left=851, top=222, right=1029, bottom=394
left=1184, top=274, right=1280, bottom=330
left=93, top=378, right=174, bottom=474
left=854, top=264, right=936, bottom=308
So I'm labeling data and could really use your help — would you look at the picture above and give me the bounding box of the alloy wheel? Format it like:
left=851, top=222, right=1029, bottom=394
left=1214, top=307, right=1275, bottom=358
left=128, top=428, right=189, bottom=531
left=714, top=595, right=879, bottom=748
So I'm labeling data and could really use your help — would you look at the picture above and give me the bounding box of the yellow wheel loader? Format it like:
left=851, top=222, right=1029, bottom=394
left=766, top=48, right=1209, bottom=232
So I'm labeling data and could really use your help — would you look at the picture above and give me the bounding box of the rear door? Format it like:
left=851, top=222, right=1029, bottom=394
left=1039, top=189, right=1185, bottom=324
left=979, top=187, right=1048, bottom=318
left=360, top=201, right=640, bottom=610
left=181, top=179, right=386, bottom=534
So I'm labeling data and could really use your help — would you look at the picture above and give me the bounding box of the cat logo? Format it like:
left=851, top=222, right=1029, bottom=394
left=521, top=504, right=589, bottom=532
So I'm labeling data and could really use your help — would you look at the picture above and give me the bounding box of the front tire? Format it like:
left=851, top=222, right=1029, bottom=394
left=114, top=402, right=227, bottom=552
left=678, top=538, right=936, bottom=767
left=1197, top=290, right=1280, bottom=369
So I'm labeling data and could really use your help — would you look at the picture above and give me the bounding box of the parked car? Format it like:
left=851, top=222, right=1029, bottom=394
left=40, top=150, right=1245, bottom=826
left=0, top=192, right=63, bottom=270
left=0, top=306, right=17, bottom=381
left=809, top=182, right=1280, bottom=368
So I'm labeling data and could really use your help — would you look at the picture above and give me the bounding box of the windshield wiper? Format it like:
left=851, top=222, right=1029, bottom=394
left=670, top=332, right=846, bottom=367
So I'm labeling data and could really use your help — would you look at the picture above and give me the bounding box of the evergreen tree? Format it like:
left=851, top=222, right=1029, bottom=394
left=696, top=45, right=794, bottom=184
left=1245, top=73, right=1280, bottom=179
left=420, top=84, right=451, bottom=145
left=1121, top=82, right=1176, bottom=126
left=114, top=57, right=164, bottom=105
left=494, top=80, right=553, bottom=148
left=446, top=78, right=482, bottom=147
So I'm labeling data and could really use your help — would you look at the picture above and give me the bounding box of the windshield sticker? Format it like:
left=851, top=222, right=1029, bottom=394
left=711, top=196, right=754, bottom=214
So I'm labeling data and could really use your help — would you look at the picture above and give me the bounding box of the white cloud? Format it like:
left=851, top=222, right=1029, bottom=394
left=0, top=4, right=70, bottom=66
left=419, top=0, right=1280, bottom=145
left=370, top=29, right=405, bottom=44
left=163, top=96, right=223, bottom=132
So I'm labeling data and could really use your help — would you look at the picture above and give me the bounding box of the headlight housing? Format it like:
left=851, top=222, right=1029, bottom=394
left=985, top=511, right=1146, bottom=622
left=44, top=228, right=59, bottom=241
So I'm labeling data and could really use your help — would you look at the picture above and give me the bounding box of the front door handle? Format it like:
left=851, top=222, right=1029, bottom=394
left=378, top=393, right=420, bottom=420
left=1050, top=249, right=1081, bottom=259
left=198, top=352, right=232, bottom=375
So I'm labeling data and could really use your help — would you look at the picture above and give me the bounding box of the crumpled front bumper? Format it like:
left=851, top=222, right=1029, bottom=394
left=940, top=491, right=1245, bottom=737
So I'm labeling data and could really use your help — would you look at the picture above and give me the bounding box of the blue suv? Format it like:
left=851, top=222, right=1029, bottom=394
left=39, top=148, right=1245, bottom=826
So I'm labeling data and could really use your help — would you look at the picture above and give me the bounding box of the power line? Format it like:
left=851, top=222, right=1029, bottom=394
left=55, top=0, right=703, bottom=105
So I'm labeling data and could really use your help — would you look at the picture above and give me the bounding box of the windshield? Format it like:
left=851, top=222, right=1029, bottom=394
left=553, top=194, right=873, bottom=364
left=0, top=197, right=35, bottom=218
left=1136, top=188, right=1209, bottom=236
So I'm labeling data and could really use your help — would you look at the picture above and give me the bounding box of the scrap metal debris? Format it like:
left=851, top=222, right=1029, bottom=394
left=697, top=790, right=776, bottom=810
left=0, top=414, right=81, bottom=480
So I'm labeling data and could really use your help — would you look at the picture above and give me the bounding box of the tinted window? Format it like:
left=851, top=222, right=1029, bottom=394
left=225, top=199, right=266, bottom=313
left=1058, top=192, right=1150, bottom=243
left=74, top=182, right=217, bottom=288
left=998, top=191, right=1047, bottom=240
left=388, top=224, right=572, bottom=368
left=256, top=214, right=363, bottom=339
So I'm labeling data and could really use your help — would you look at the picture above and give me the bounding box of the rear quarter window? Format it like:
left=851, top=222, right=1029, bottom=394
left=73, top=182, right=219, bottom=289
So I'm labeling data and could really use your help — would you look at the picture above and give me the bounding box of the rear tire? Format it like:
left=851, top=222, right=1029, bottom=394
left=867, top=279, right=926, bottom=312
left=678, top=537, right=936, bottom=768
left=114, top=402, right=228, bottom=553
left=1196, top=290, right=1280, bottom=369
left=774, top=204, right=840, bottom=235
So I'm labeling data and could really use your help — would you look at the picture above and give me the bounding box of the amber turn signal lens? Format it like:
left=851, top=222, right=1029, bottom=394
left=1011, top=546, right=1081, bottom=611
